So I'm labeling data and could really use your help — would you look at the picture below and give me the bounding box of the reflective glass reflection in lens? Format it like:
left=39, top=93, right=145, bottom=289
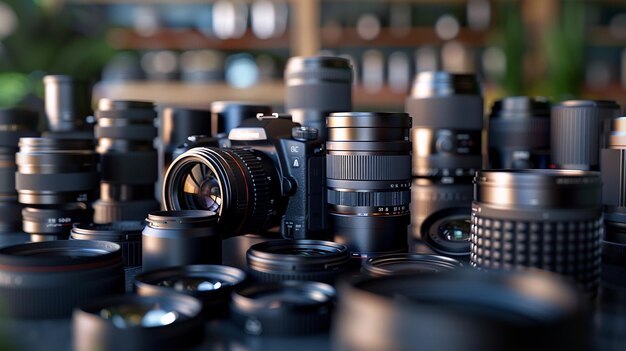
left=157, top=276, right=229, bottom=292
left=273, top=247, right=330, bottom=257
left=99, top=304, right=180, bottom=328
left=439, top=219, right=471, bottom=242
left=182, top=163, right=222, bottom=212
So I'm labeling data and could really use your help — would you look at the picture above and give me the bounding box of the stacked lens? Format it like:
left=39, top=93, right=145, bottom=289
left=285, top=56, right=353, bottom=140
left=551, top=100, right=620, bottom=171
left=16, top=138, right=98, bottom=240
left=0, top=109, right=39, bottom=233
left=600, top=117, right=626, bottom=266
left=405, top=72, right=483, bottom=248
left=488, top=96, right=551, bottom=169
left=470, top=169, right=603, bottom=294
left=42, top=75, right=94, bottom=139
left=326, top=112, right=411, bottom=257
left=93, top=99, right=159, bottom=223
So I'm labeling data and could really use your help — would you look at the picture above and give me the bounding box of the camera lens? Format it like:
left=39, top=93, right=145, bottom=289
left=362, top=253, right=463, bottom=277
left=420, top=207, right=471, bottom=257
left=93, top=99, right=159, bottom=223
left=142, top=210, right=221, bottom=272
left=163, top=147, right=282, bottom=237
left=405, top=71, right=482, bottom=240
left=246, top=239, right=351, bottom=284
left=15, top=138, right=98, bottom=205
left=71, top=221, right=144, bottom=267
left=231, top=280, right=336, bottom=336
left=23, top=203, right=93, bottom=241
left=334, top=270, right=588, bottom=351
left=488, top=96, right=551, bottom=169
left=210, top=101, right=272, bottom=137
left=470, top=169, right=603, bottom=295
left=73, top=294, right=204, bottom=351
left=326, top=112, right=411, bottom=257
left=285, top=56, right=353, bottom=140
left=43, top=75, right=92, bottom=133
left=552, top=100, right=620, bottom=171
left=0, top=240, right=124, bottom=318
left=136, top=264, right=246, bottom=319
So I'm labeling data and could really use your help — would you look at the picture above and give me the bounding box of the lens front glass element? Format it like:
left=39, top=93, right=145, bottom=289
left=99, top=303, right=182, bottom=328
left=439, top=219, right=470, bottom=242
left=156, top=276, right=230, bottom=292
left=181, top=163, right=222, bottom=212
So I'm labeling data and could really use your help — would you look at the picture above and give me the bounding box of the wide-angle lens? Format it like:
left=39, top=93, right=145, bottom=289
left=470, top=169, right=603, bottom=295
left=246, top=239, right=351, bottom=284
left=0, top=240, right=124, bottom=318
left=362, top=253, right=463, bottom=277
left=326, top=112, right=411, bottom=257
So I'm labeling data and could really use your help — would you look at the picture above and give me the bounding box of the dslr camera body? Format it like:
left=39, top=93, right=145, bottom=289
left=163, top=113, right=327, bottom=240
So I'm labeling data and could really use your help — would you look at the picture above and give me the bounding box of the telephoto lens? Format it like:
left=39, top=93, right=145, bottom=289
left=0, top=108, right=39, bottom=233
left=23, top=203, right=93, bottom=241
left=93, top=99, right=160, bottom=223
left=470, top=169, right=603, bottom=295
left=0, top=240, right=124, bottom=318
left=142, top=210, right=221, bottom=272
left=600, top=117, right=626, bottom=266
left=488, top=96, right=551, bottom=169
left=135, top=264, right=246, bottom=319
left=333, top=270, right=589, bottom=351
left=285, top=56, right=353, bottom=139
left=246, top=239, right=351, bottom=284
left=361, top=253, right=463, bottom=277
left=210, top=101, right=272, bottom=137
left=73, top=294, right=204, bottom=351
left=231, top=280, right=336, bottom=336
left=551, top=100, right=620, bottom=171
left=326, top=112, right=411, bottom=257
left=43, top=75, right=92, bottom=133
left=405, top=71, right=482, bottom=241
left=15, top=138, right=98, bottom=205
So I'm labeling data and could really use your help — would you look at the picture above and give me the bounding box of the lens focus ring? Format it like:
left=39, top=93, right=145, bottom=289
left=326, top=154, right=411, bottom=180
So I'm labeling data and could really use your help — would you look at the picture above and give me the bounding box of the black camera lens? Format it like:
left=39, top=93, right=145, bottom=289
left=285, top=56, right=353, bottom=140
left=142, top=210, right=221, bottom=272
left=71, top=221, right=144, bottom=267
left=136, top=264, right=246, bottom=319
left=552, top=100, right=620, bottom=171
left=0, top=240, right=124, bottom=318
left=362, top=253, right=463, bottom=277
left=231, top=280, right=336, bottom=336
left=326, top=112, right=411, bottom=257
left=246, top=239, right=351, bottom=284
left=210, top=101, right=272, bottom=137
left=93, top=99, right=159, bottom=223
left=488, top=96, right=551, bottom=169
left=22, top=203, right=93, bottom=241
left=420, top=207, right=472, bottom=257
left=73, top=294, right=204, bottom=351
left=15, top=138, right=98, bottom=205
left=470, top=169, right=603, bottom=295
left=43, top=75, right=92, bottom=132
left=0, top=108, right=40, bottom=150
left=405, top=71, right=482, bottom=240
left=163, top=147, right=282, bottom=237
left=334, top=270, right=588, bottom=351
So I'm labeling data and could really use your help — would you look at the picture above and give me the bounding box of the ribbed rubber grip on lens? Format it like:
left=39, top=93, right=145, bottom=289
left=326, top=154, right=411, bottom=180
left=230, top=149, right=272, bottom=229
left=551, top=108, right=604, bottom=169
left=328, top=189, right=410, bottom=207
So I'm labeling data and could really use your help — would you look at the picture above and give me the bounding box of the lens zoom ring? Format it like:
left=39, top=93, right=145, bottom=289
left=470, top=214, right=602, bottom=291
left=327, top=154, right=411, bottom=180
left=230, top=150, right=272, bottom=228
left=328, top=189, right=410, bottom=207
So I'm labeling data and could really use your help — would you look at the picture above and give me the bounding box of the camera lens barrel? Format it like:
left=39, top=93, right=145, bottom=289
left=135, top=264, right=246, bottom=319
left=362, top=253, right=463, bottom=277
left=142, top=210, right=222, bottom=272
left=73, top=294, right=204, bottom=351
left=22, top=203, right=93, bottom=239
left=326, top=112, right=411, bottom=256
left=246, top=239, right=351, bottom=284
left=285, top=56, right=353, bottom=139
left=0, top=240, right=124, bottom=318
left=334, top=270, right=588, bottom=351
left=551, top=100, right=620, bottom=171
left=71, top=221, right=144, bottom=267
left=470, top=169, right=603, bottom=294
left=43, top=75, right=92, bottom=132
left=15, top=138, right=98, bottom=205
left=488, top=96, right=551, bottom=169
left=210, top=101, right=272, bottom=137
left=231, top=280, right=336, bottom=336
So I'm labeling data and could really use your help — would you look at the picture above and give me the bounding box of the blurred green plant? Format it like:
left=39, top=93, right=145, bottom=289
left=498, top=1, right=524, bottom=96
left=0, top=0, right=114, bottom=107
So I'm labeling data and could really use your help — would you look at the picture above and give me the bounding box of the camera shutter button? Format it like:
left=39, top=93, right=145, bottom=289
left=292, top=127, right=319, bottom=141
